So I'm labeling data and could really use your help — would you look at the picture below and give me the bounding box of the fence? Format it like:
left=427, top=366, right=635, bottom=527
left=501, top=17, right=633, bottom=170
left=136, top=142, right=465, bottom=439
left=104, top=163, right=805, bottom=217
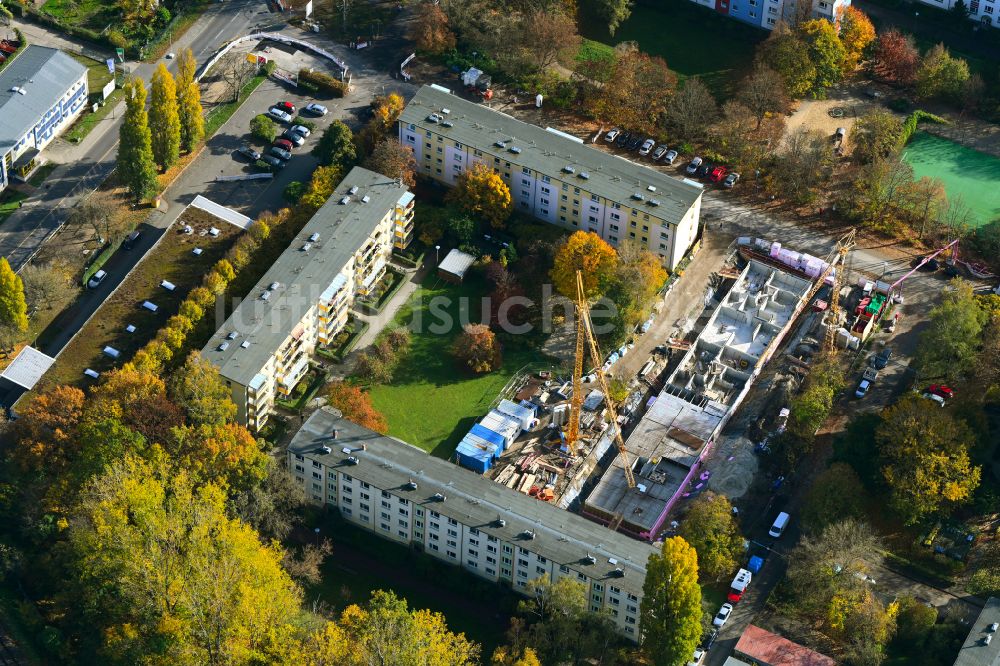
left=196, top=31, right=349, bottom=83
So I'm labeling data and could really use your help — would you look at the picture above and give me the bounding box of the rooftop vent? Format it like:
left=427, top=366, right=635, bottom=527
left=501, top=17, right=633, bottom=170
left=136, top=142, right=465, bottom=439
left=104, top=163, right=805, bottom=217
left=495, top=140, right=506, bottom=149
left=432, top=492, right=446, bottom=502
left=579, top=172, right=590, bottom=179
left=8, top=86, right=24, bottom=95
left=522, top=530, right=536, bottom=540
left=647, top=185, right=657, bottom=192
left=361, top=195, right=370, bottom=204
left=346, top=456, right=359, bottom=465
left=308, top=232, right=320, bottom=242
left=649, top=199, right=661, bottom=207
left=340, top=196, right=350, bottom=205
left=990, top=623, right=999, bottom=633
left=240, top=340, right=250, bottom=349
left=632, top=192, right=644, bottom=201
left=268, top=282, right=280, bottom=290
left=226, top=331, right=238, bottom=340
left=584, top=554, right=596, bottom=565
left=984, top=635, right=993, bottom=646
left=495, top=518, right=506, bottom=528
left=217, top=341, right=229, bottom=351
left=562, top=165, right=575, bottom=174
left=405, top=480, right=418, bottom=491
left=260, top=291, right=271, bottom=301
left=441, top=107, right=451, bottom=115
left=441, top=121, right=454, bottom=128
left=613, top=568, right=626, bottom=577
left=320, top=445, right=332, bottom=454
left=349, top=186, right=359, bottom=195
left=508, top=146, right=521, bottom=154
left=426, top=113, right=441, bottom=123
left=301, top=243, right=312, bottom=252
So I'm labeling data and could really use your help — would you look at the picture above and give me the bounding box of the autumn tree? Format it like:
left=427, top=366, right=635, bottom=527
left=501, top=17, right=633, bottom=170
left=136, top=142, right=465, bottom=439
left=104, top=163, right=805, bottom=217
left=664, top=77, right=717, bottom=142
left=801, top=463, right=868, bottom=534
left=550, top=231, right=618, bottom=300
left=453, top=323, right=501, bottom=374
left=602, top=241, right=667, bottom=346
left=313, top=119, right=357, bottom=167
left=916, top=43, right=970, bottom=101
left=759, top=23, right=816, bottom=98
left=523, top=10, right=581, bottom=71
left=169, top=352, right=237, bottom=427
left=20, top=262, right=75, bottom=312
left=327, top=382, right=388, bottom=433
left=118, top=77, right=159, bottom=201
left=586, top=43, right=676, bottom=134
left=411, top=3, right=456, bottom=54
left=172, top=422, right=267, bottom=488
left=11, top=384, right=85, bottom=473
left=739, top=65, right=789, bottom=129
left=492, top=646, right=541, bottom=666
left=299, top=165, right=343, bottom=211
left=217, top=50, right=256, bottom=103
left=356, top=93, right=406, bottom=155
left=0, top=257, right=28, bottom=332
left=364, top=139, right=417, bottom=187
left=873, top=29, right=920, bottom=86
left=175, top=48, right=205, bottom=152
left=916, top=280, right=987, bottom=378
left=591, top=0, right=632, bottom=36
left=447, top=163, right=512, bottom=230
left=67, top=455, right=303, bottom=664
left=149, top=62, right=181, bottom=171
left=641, top=536, right=702, bottom=666
left=852, top=108, right=903, bottom=165
left=85, top=365, right=185, bottom=445
left=800, top=19, right=848, bottom=93
left=773, top=129, right=834, bottom=204
left=876, top=395, right=981, bottom=524
left=909, top=176, right=948, bottom=238
left=677, top=492, right=743, bottom=580
left=844, top=157, right=917, bottom=233
left=838, top=7, right=876, bottom=72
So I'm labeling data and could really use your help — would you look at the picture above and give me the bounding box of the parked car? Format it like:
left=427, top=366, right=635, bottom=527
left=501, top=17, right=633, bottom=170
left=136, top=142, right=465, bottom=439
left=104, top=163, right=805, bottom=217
left=724, top=172, right=740, bottom=188
left=856, top=367, right=877, bottom=398
left=261, top=154, right=285, bottom=169
left=267, top=107, right=293, bottom=123
left=283, top=131, right=305, bottom=147
left=871, top=346, right=893, bottom=369
left=639, top=138, right=656, bottom=156
left=273, top=138, right=294, bottom=152
left=696, top=162, right=714, bottom=178
left=922, top=392, right=947, bottom=407
left=236, top=146, right=261, bottom=161
left=927, top=384, right=954, bottom=399
left=604, top=127, right=621, bottom=142
left=685, top=157, right=703, bottom=175
left=290, top=124, right=312, bottom=138
left=709, top=165, right=728, bottom=182
left=304, top=103, right=328, bottom=116
left=615, top=131, right=631, bottom=149
left=688, top=647, right=706, bottom=666
left=712, top=603, right=734, bottom=627
left=269, top=146, right=292, bottom=161
left=276, top=101, right=296, bottom=114
left=663, top=149, right=678, bottom=165
left=626, top=135, right=644, bottom=151
left=123, top=230, right=143, bottom=250
left=701, top=629, right=719, bottom=651
left=651, top=145, right=668, bottom=161
left=87, top=269, right=107, bottom=289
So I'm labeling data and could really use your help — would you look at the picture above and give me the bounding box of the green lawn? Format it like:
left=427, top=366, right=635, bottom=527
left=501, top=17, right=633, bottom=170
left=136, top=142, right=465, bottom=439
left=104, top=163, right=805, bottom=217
left=40, top=0, right=116, bottom=32
left=70, top=53, right=113, bottom=93
left=0, top=190, right=28, bottom=224
left=578, top=0, right=766, bottom=96
left=27, top=163, right=57, bottom=187
left=363, top=273, right=554, bottom=458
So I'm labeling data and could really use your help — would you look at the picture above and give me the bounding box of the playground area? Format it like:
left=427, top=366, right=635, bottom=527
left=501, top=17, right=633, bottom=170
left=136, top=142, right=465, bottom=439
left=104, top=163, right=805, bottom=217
left=903, top=131, right=1000, bottom=229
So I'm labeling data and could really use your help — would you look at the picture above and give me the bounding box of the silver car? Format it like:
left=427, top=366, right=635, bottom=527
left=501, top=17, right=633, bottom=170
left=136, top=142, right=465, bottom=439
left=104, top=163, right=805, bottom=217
left=267, top=107, right=293, bottom=123
left=663, top=149, right=679, bottom=165
left=290, top=124, right=311, bottom=138
left=304, top=103, right=328, bottom=116
left=685, top=156, right=703, bottom=175
left=283, top=131, right=305, bottom=147
left=269, top=146, right=292, bottom=161
left=639, top=138, right=656, bottom=156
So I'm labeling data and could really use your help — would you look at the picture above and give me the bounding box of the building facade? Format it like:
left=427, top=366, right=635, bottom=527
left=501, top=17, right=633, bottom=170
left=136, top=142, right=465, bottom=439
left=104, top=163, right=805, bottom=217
left=686, top=0, right=849, bottom=28
left=201, top=167, right=414, bottom=431
left=0, top=46, right=88, bottom=192
left=288, top=407, right=659, bottom=640
left=910, top=0, right=1000, bottom=27
left=398, top=85, right=703, bottom=270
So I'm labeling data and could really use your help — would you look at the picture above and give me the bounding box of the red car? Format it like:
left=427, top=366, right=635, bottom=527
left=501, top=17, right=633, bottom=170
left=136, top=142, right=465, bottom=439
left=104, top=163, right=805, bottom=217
left=276, top=101, right=296, bottom=114
left=727, top=590, right=743, bottom=603
left=273, top=138, right=294, bottom=151
left=709, top=166, right=728, bottom=182
left=927, top=384, right=954, bottom=399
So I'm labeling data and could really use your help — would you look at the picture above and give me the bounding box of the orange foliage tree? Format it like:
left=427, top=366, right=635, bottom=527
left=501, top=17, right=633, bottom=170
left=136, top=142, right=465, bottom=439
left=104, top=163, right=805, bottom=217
left=550, top=231, right=617, bottom=299
left=452, top=324, right=501, bottom=374
left=839, top=7, right=876, bottom=72
left=12, top=385, right=85, bottom=473
left=327, top=381, right=388, bottom=434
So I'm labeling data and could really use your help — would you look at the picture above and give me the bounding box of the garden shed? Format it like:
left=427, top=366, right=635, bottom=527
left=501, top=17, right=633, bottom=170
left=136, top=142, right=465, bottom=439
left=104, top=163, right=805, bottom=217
left=437, top=249, right=476, bottom=283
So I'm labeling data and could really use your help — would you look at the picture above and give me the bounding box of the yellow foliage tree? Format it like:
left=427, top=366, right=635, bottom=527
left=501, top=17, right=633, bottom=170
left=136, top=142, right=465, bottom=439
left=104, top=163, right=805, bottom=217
left=839, top=7, right=876, bottom=72
left=550, top=231, right=617, bottom=299
left=12, top=385, right=85, bottom=473
left=300, top=165, right=343, bottom=211
left=447, top=163, right=512, bottom=230
left=641, top=536, right=703, bottom=666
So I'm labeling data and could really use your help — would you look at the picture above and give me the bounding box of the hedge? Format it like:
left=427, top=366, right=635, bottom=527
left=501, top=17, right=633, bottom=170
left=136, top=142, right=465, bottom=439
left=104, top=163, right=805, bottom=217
left=81, top=241, right=118, bottom=286
left=897, top=110, right=948, bottom=151
left=14, top=3, right=120, bottom=53
left=298, top=69, right=347, bottom=97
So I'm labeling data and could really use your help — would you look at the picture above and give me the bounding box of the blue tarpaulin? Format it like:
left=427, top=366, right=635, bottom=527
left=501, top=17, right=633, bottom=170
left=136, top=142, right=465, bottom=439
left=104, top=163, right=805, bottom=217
left=455, top=435, right=498, bottom=474
left=470, top=423, right=506, bottom=449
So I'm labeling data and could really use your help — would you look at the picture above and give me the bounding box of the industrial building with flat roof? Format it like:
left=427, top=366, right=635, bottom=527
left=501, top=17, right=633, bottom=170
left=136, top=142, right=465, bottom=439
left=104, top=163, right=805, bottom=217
left=583, top=259, right=813, bottom=538
left=202, top=167, right=414, bottom=431
left=398, top=85, right=703, bottom=269
left=953, top=596, right=1000, bottom=666
left=0, top=45, right=88, bottom=191
left=288, top=406, right=658, bottom=639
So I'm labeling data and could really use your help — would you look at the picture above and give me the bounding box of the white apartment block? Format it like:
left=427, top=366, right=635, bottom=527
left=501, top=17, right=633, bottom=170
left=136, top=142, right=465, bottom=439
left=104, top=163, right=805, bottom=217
left=202, top=167, right=414, bottom=431
left=398, top=85, right=704, bottom=270
left=688, top=0, right=849, bottom=29
left=288, top=407, right=659, bottom=640
left=913, top=0, right=1000, bottom=26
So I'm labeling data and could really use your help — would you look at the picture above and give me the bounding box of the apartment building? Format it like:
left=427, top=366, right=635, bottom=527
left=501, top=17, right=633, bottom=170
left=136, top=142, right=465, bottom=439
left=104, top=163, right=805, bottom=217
left=288, top=406, right=659, bottom=640
left=686, top=0, right=848, bottom=28
left=201, top=167, right=414, bottom=431
left=398, top=85, right=703, bottom=270
left=0, top=46, right=88, bottom=192
left=911, top=0, right=1000, bottom=27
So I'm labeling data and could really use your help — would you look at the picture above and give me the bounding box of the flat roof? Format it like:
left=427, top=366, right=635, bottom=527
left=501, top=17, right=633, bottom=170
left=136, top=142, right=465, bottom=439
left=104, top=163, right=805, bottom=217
left=202, top=167, right=408, bottom=385
left=0, top=46, right=87, bottom=153
left=0, top=345, right=55, bottom=390
left=289, top=407, right=659, bottom=597
left=400, top=86, right=703, bottom=226
left=438, top=248, right=475, bottom=279
left=735, top=625, right=836, bottom=666
left=954, top=597, right=1000, bottom=666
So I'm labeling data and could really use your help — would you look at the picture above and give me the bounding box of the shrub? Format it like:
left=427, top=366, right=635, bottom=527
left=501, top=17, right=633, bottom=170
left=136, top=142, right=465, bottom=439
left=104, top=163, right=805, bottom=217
left=213, top=259, right=235, bottom=282
left=284, top=181, right=305, bottom=203
left=188, top=286, right=214, bottom=309
left=297, top=80, right=320, bottom=95
left=298, top=69, right=348, bottom=97
left=262, top=60, right=277, bottom=75
left=250, top=114, right=277, bottom=143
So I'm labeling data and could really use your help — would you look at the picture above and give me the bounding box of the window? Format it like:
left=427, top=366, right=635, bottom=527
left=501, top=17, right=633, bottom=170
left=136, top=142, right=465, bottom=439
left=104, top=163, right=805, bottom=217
left=578, top=573, right=587, bottom=581
left=380, top=522, right=390, bottom=531
left=660, top=243, right=667, bottom=250
left=521, top=178, right=530, bottom=186
left=541, top=186, right=550, bottom=194
left=468, top=548, right=478, bottom=557
left=312, top=471, right=321, bottom=480
left=399, top=498, right=408, bottom=506
left=503, top=545, right=512, bottom=553
left=610, top=586, right=621, bottom=594
left=518, top=558, right=529, bottom=568
left=518, top=570, right=528, bottom=578
left=610, top=224, right=619, bottom=232
left=429, top=543, right=439, bottom=551
left=610, top=597, right=620, bottom=605
left=312, top=483, right=321, bottom=491
left=626, top=605, right=638, bottom=614
left=541, top=175, right=550, bottom=183
left=447, top=550, right=457, bottom=559
left=536, top=566, right=547, bottom=575
left=294, top=454, right=304, bottom=462
left=522, top=167, right=530, bottom=174
left=469, top=538, right=479, bottom=547
left=399, top=508, right=409, bottom=517
left=467, top=560, right=478, bottom=568
left=429, top=533, right=439, bottom=541
left=447, top=539, right=457, bottom=548
left=360, top=503, right=370, bottom=512
left=342, top=497, right=352, bottom=505
left=430, top=510, right=440, bottom=518
left=447, top=529, right=458, bottom=538
left=398, top=530, right=408, bottom=538
left=560, top=565, right=570, bottom=574
left=294, top=464, right=304, bottom=473
left=502, top=568, right=512, bottom=577
left=626, top=616, right=636, bottom=625
left=343, top=507, right=352, bottom=515
left=360, top=492, right=370, bottom=501
left=502, top=556, right=512, bottom=565
left=487, top=556, right=496, bottom=564
left=487, top=535, right=497, bottom=543
left=541, top=198, right=550, bottom=206
left=486, top=567, right=496, bottom=576
left=398, top=519, right=408, bottom=527
left=627, top=593, right=638, bottom=602
left=381, top=512, right=391, bottom=521
left=381, top=500, right=391, bottom=509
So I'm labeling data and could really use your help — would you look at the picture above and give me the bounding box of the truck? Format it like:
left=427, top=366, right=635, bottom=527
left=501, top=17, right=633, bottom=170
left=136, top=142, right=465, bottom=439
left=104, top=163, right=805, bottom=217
left=855, top=367, right=878, bottom=399
left=727, top=568, right=752, bottom=603
left=460, top=68, right=493, bottom=99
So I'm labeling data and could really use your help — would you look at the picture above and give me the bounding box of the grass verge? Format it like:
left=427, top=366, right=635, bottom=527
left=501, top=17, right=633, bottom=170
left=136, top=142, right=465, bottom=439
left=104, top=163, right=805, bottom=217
left=69, top=52, right=113, bottom=92
left=63, top=88, right=124, bottom=144
left=204, top=75, right=267, bottom=138
left=26, top=163, right=57, bottom=188
left=361, top=272, right=554, bottom=457
left=0, top=190, right=28, bottom=224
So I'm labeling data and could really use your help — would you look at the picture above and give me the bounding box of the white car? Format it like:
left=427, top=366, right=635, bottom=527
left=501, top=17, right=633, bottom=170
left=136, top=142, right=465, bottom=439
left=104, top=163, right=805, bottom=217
left=604, top=127, right=621, bottom=142
left=87, top=269, right=107, bottom=289
left=639, top=138, right=655, bottom=156
left=304, top=103, right=328, bottom=116
left=267, top=107, right=293, bottom=123
left=688, top=648, right=706, bottom=666
left=685, top=157, right=703, bottom=175
left=290, top=124, right=311, bottom=138
left=283, top=131, right=305, bottom=147
left=712, top=603, right=733, bottom=627
left=921, top=392, right=946, bottom=407
left=663, top=149, right=679, bottom=165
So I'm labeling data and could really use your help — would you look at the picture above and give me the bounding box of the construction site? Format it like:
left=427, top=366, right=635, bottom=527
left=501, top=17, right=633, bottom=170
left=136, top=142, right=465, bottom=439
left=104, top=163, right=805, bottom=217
left=450, top=230, right=937, bottom=541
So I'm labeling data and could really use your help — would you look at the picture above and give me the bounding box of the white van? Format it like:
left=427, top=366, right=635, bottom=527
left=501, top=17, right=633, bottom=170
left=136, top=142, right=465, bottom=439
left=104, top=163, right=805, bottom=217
left=768, top=512, right=790, bottom=538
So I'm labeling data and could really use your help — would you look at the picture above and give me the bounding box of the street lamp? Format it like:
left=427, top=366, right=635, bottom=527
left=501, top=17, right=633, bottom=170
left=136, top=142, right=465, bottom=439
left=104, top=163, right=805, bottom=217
left=314, top=527, right=321, bottom=545
left=435, top=245, right=441, bottom=264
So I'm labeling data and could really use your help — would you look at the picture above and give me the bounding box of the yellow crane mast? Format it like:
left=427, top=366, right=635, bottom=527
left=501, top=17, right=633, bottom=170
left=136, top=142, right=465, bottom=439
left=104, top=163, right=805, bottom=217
left=565, top=271, right=637, bottom=488
left=823, top=229, right=856, bottom=354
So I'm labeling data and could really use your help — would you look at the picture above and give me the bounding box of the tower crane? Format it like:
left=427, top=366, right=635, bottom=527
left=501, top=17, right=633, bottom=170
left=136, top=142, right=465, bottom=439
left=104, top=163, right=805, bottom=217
left=822, top=229, right=857, bottom=354
left=564, top=270, right=636, bottom=489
